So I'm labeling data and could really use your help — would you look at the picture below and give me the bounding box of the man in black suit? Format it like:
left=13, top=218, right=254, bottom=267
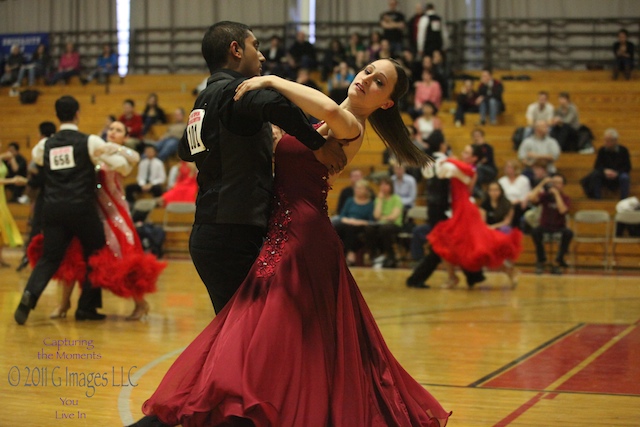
left=14, top=96, right=117, bottom=324
left=179, top=21, right=346, bottom=315
left=126, top=20, right=347, bottom=427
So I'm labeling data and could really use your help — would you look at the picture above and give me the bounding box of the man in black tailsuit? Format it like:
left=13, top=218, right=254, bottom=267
left=15, top=96, right=117, bottom=324
left=126, top=20, right=347, bottom=427
left=406, top=139, right=485, bottom=289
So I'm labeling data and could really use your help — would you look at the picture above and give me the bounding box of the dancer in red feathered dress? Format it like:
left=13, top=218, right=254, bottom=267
left=427, top=144, right=522, bottom=282
left=28, top=121, right=165, bottom=320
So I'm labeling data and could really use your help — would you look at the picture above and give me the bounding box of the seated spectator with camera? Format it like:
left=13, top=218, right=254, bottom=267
left=529, top=174, right=572, bottom=275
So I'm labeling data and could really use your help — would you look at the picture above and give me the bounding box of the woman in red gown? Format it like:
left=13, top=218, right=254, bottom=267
left=141, top=59, right=450, bottom=426
left=29, top=121, right=166, bottom=320
left=427, top=144, right=522, bottom=279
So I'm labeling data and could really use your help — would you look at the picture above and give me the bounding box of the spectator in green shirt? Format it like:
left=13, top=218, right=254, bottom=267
left=365, top=177, right=404, bottom=268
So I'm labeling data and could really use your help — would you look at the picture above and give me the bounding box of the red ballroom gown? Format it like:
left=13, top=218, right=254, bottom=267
left=142, top=134, right=451, bottom=427
left=28, top=164, right=165, bottom=299
left=427, top=158, right=522, bottom=271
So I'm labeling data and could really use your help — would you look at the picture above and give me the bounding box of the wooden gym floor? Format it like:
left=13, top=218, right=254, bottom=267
left=1, top=248, right=639, bottom=426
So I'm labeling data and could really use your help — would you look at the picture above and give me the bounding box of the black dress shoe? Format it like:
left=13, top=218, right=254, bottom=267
left=15, top=290, right=36, bottom=325
left=75, top=309, right=106, bottom=321
left=406, top=278, right=430, bottom=289
left=126, top=415, right=171, bottom=427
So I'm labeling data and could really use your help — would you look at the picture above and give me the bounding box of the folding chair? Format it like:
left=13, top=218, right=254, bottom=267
left=571, top=210, right=610, bottom=271
left=610, top=211, right=640, bottom=269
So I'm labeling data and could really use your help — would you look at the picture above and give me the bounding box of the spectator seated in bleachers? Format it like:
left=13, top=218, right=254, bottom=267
left=13, top=43, right=52, bottom=88
left=149, top=108, right=187, bottom=161
left=413, top=100, right=442, bottom=145
left=119, top=99, right=144, bottom=151
left=158, top=161, right=198, bottom=207
left=82, top=44, right=117, bottom=84
left=613, top=28, right=634, bottom=81
left=498, top=159, right=531, bottom=229
left=321, top=38, right=346, bottom=81
left=334, top=179, right=375, bottom=266
left=288, top=30, right=317, bottom=71
left=410, top=68, right=442, bottom=118
left=0, top=44, right=24, bottom=86
left=431, top=50, right=452, bottom=100
left=391, top=164, right=417, bottom=212
left=125, top=144, right=166, bottom=207
left=550, top=92, right=581, bottom=152
left=141, top=93, right=168, bottom=137
left=528, top=173, right=572, bottom=275
left=471, top=128, right=497, bottom=198
left=580, top=128, right=631, bottom=200
left=46, top=42, right=81, bottom=85
left=346, top=32, right=366, bottom=71
left=518, top=120, right=561, bottom=185
left=2, top=142, right=28, bottom=203
left=615, top=197, right=640, bottom=236
left=327, top=61, right=355, bottom=104
left=524, top=91, right=554, bottom=138
left=364, top=177, right=404, bottom=269
left=453, top=78, right=479, bottom=127
left=261, top=35, right=286, bottom=77
left=476, top=68, right=504, bottom=125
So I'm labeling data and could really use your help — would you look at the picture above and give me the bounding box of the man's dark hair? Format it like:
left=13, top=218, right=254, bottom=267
left=551, top=172, right=566, bottom=184
left=123, top=99, right=135, bottom=107
left=619, top=29, right=629, bottom=37
left=39, top=121, right=56, bottom=137
left=202, top=21, right=252, bottom=73
left=55, top=96, right=80, bottom=122
left=558, top=91, right=570, bottom=100
left=8, top=142, right=20, bottom=151
left=471, top=144, right=484, bottom=164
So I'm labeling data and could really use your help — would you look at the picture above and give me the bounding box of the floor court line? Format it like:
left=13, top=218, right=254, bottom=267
left=117, top=346, right=186, bottom=426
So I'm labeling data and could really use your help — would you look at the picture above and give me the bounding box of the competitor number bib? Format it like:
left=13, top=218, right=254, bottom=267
left=186, top=109, right=206, bottom=155
left=49, top=146, right=76, bottom=170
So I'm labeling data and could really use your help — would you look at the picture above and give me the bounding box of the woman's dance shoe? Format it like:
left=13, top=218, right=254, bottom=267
left=126, top=300, right=150, bottom=321
left=50, top=303, right=71, bottom=319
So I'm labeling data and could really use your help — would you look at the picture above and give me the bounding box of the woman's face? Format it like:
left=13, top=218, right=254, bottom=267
left=379, top=181, right=391, bottom=195
left=488, top=183, right=502, bottom=200
left=107, top=121, right=127, bottom=145
left=348, top=60, right=397, bottom=111
left=460, top=145, right=474, bottom=164
left=504, top=162, right=515, bottom=176
left=354, top=183, right=369, bottom=198
left=147, top=94, right=157, bottom=105
left=422, top=103, right=434, bottom=116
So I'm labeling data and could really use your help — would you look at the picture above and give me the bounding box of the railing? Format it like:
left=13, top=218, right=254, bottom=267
left=45, top=17, right=639, bottom=75
left=450, top=18, right=640, bottom=70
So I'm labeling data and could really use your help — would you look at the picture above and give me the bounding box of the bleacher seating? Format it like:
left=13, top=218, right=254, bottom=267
left=3, top=70, right=639, bottom=269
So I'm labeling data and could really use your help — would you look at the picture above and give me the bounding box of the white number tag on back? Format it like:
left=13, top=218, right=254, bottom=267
left=186, top=109, right=206, bottom=155
left=49, top=146, right=76, bottom=170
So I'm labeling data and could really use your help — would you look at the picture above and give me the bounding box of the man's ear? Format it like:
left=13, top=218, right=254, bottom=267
left=230, top=41, right=242, bottom=59
left=380, top=99, right=394, bottom=110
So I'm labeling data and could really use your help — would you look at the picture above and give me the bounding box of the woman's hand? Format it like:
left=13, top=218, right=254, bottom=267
left=234, top=76, right=274, bottom=101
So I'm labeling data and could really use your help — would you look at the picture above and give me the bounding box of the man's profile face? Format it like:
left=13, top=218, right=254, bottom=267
left=237, top=32, right=265, bottom=78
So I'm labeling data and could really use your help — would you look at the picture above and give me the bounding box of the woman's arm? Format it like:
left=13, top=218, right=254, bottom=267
left=490, top=206, right=514, bottom=229
left=234, top=75, right=361, bottom=140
